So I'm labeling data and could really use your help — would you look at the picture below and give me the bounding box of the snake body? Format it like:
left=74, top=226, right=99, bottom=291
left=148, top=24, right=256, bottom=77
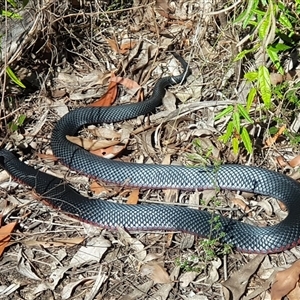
left=1, top=54, right=300, bottom=253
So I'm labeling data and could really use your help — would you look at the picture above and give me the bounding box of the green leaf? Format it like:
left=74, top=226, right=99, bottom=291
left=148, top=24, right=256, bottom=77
left=234, top=44, right=260, bottom=62
left=214, top=105, right=233, bottom=120
left=9, top=122, right=18, bottom=132
left=6, top=66, right=26, bottom=88
left=269, top=127, right=278, bottom=135
left=246, top=87, right=257, bottom=111
left=232, top=137, right=239, bottom=154
left=279, top=14, right=293, bottom=30
left=18, top=114, right=26, bottom=126
left=237, top=104, right=254, bottom=123
left=232, top=111, right=240, bottom=133
left=269, top=43, right=292, bottom=52
left=234, top=49, right=254, bottom=62
left=252, top=8, right=267, bottom=17
left=0, top=10, right=22, bottom=19
left=258, top=66, right=271, bottom=108
left=241, top=127, right=253, bottom=154
left=219, top=121, right=234, bottom=143
left=244, top=71, right=258, bottom=82
left=242, top=0, right=259, bottom=28
left=234, top=10, right=247, bottom=24
left=7, top=0, right=17, bottom=7
left=266, top=46, right=284, bottom=74
left=258, top=11, right=271, bottom=41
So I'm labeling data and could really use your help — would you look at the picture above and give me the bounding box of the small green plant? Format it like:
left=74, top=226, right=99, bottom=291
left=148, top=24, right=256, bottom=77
left=184, top=141, right=232, bottom=266
left=186, top=138, right=217, bottom=165
left=175, top=256, right=201, bottom=273
left=219, top=0, right=300, bottom=154
left=8, top=114, right=26, bottom=132
left=6, top=66, right=26, bottom=88
left=1, top=1, right=28, bottom=88
left=199, top=212, right=232, bottom=262
left=215, top=104, right=254, bottom=154
left=1, top=0, right=29, bottom=18
left=106, top=0, right=133, bottom=12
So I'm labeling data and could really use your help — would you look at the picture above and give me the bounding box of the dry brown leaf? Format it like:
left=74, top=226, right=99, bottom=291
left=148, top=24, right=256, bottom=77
left=127, top=189, right=140, bottom=205
left=140, top=262, right=171, bottom=284
left=105, top=38, right=136, bottom=54
left=231, top=196, right=250, bottom=213
left=117, top=227, right=147, bottom=261
left=265, top=125, right=286, bottom=147
left=89, top=72, right=118, bottom=107
left=90, top=124, right=131, bottom=158
left=90, top=182, right=110, bottom=196
left=119, top=41, right=137, bottom=53
left=276, top=156, right=287, bottom=167
left=289, top=155, right=300, bottom=168
left=270, top=73, right=284, bottom=85
left=106, top=38, right=120, bottom=53
left=111, top=76, right=141, bottom=96
left=90, top=144, right=126, bottom=159
left=90, top=127, right=121, bottom=140
left=271, top=260, right=300, bottom=300
left=66, top=135, right=120, bottom=152
left=155, top=0, right=169, bottom=13
left=24, top=237, right=85, bottom=248
left=37, top=153, right=58, bottom=161
left=0, top=222, right=17, bottom=256
left=222, top=255, right=265, bottom=299
left=288, top=285, right=300, bottom=300
left=179, top=271, right=198, bottom=288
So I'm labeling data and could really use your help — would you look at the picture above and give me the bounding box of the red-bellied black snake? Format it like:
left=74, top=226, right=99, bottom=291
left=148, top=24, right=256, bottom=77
left=1, top=53, right=300, bottom=253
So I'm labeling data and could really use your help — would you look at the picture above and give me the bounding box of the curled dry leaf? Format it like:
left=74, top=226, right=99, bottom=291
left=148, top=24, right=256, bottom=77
left=61, top=275, right=107, bottom=300
left=105, top=38, right=136, bottom=54
left=90, top=127, right=121, bottom=140
left=17, top=249, right=41, bottom=280
left=265, top=125, right=286, bottom=147
left=206, top=259, right=221, bottom=285
left=271, top=260, right=300, bottom=300
left=89, top=123, right=131, bottom=158
left=66, top=135, right=120, bottom=152
left=127, top=189, right=140, bottom=205
left=222, top=255, right=265, bottom=299
left=37, top=152, right=59, bottom=161
left=90, top=181, right=110, bottom=196
left=111, top=75, right=141, bottom=94
left=231, top=196, right=250, bottom=213
left=117, top=227, right=147, bottom=261
left=89, top=72, right=118, bottom=107
left=0, top=222, right=17, bottom=256
left=69, top=236, right=111, bottom=267
left=91, top=144, right=126, bottom=159
left=270, top=73, right=284, bottom=85
left=257, top=199, right=274, bottom=216
left=179, top=271, right=198, bottom=288
left=23, top=237, right=85, bottom=248
left=140, top=262, right=171, bottom=284
left=289, top=155, right=300, bottom=168
left=276, top=156, right=287, bottom=167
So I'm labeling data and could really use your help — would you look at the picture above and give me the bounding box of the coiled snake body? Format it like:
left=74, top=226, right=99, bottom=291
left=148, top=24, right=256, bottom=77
left=1, top=54, right=300, bottom=253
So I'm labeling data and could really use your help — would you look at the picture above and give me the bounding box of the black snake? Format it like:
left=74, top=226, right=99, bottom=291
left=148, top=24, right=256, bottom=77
left=1, top=53, right=300, bottom=253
